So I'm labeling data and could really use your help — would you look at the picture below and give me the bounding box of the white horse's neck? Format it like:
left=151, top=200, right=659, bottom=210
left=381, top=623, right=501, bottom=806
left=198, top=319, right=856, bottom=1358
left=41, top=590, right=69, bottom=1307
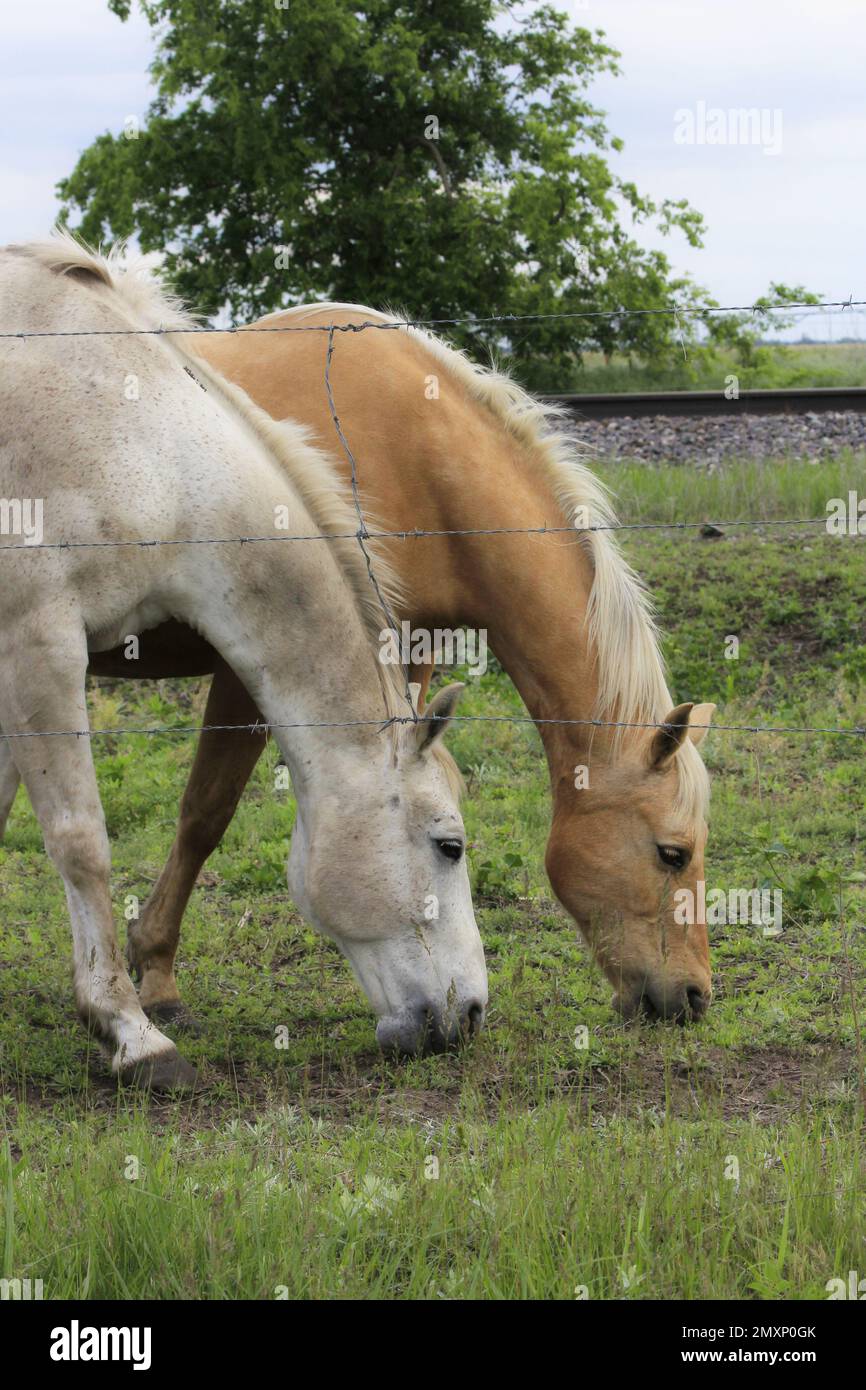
left=163, top=399, right=399, bottom=816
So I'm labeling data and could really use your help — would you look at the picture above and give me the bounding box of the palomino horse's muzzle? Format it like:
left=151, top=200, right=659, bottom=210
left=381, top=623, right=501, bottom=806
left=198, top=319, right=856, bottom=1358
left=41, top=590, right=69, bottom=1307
left=376, top=998, right=486, bottom=1056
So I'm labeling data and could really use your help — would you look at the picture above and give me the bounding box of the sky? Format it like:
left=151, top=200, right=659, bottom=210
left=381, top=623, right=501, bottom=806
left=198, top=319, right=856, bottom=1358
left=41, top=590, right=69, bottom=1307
left=2, top=0, right=865, bottom=338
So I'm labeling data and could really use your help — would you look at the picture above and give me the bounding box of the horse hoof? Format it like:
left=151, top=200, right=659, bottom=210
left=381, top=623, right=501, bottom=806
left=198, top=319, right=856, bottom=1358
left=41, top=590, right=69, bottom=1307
left=118, top=1049, right=199, bottom=1094
left=145, top=1001, right=203, bottom=1036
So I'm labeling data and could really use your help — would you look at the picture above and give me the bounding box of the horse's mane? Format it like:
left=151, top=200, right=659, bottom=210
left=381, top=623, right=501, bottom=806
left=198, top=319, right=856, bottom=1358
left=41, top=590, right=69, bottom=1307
left=8, top=236, right=414, bottom=729
left=275, top=301, right=709, bottom=820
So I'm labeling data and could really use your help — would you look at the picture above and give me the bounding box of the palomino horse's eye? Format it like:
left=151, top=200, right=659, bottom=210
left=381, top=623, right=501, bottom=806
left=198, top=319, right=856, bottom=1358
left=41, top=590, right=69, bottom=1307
left=436, top=839, right=464, bottom=862
left=658, top=845, right=690, bottom=872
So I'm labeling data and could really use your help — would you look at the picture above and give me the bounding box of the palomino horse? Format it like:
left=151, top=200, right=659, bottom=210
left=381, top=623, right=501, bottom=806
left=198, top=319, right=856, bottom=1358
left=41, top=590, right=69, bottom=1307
left=0, top=242, right=487, bottom=1086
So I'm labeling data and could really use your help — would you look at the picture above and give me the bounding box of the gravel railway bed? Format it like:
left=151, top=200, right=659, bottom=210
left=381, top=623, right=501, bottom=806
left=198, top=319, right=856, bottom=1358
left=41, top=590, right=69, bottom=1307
left=567, top=410, right=866, bottom=466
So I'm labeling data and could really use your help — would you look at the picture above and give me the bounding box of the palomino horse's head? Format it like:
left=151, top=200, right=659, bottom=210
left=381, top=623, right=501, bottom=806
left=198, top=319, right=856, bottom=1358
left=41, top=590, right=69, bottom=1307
left=546, top=702, right=715, bottom=1023
left=286, top=684, right=487, bottom=1055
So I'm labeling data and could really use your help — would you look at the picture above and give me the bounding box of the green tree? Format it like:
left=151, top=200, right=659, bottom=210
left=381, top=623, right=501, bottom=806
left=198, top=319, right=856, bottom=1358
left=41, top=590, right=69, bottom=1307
left=60, top=1, right=725, bottom=378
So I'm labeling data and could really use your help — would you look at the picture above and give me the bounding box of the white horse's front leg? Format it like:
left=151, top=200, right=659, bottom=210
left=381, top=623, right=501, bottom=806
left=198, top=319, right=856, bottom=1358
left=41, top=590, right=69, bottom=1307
left=0, top=622, right=196, bottom=1089
left=0, top=736, right=21, bottom=838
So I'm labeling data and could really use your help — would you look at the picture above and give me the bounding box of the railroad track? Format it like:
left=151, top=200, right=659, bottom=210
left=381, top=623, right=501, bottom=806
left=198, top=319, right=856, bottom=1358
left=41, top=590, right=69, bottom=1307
left=543, top=386, right=866, bottom=420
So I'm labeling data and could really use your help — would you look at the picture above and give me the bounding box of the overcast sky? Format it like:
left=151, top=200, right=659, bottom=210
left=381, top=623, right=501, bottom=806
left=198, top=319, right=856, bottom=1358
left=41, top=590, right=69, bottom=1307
left=2, top=0, right=864, bottom=336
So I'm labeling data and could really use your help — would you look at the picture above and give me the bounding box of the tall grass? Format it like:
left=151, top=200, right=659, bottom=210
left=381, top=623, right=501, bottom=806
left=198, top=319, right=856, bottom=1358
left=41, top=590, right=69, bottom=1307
left=538, top=342, right=866, bottom=395
left=3, top=1099, right=862, bottom=1299
left=601, top=454, right=866, bottom=526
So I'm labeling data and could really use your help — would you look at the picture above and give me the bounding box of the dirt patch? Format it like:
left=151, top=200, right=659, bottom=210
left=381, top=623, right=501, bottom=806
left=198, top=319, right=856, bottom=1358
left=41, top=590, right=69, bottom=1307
left=3, top=1042, right=857, bottom=1133
left=551, top=1044, right=857, bottom=1124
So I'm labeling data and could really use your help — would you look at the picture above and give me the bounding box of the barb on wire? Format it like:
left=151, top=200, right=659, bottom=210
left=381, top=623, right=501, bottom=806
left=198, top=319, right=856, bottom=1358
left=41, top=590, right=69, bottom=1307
left=323, top=323, right=418, bottom=720
left=3, top=298, right=866, bottom=340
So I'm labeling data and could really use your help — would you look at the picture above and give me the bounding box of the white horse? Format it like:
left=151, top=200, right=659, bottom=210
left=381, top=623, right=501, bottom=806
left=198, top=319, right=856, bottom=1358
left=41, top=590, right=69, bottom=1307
left=0, top=235, right=487, bottom=1088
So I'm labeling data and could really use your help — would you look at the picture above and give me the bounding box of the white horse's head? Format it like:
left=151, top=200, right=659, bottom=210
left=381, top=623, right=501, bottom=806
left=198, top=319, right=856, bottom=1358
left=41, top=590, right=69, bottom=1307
left=286, top=683, right=487, bottom=1055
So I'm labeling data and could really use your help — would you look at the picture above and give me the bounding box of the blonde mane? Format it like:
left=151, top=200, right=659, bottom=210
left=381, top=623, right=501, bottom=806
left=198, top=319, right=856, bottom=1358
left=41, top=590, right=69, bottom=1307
left=276, top=301, right=708, bottom=819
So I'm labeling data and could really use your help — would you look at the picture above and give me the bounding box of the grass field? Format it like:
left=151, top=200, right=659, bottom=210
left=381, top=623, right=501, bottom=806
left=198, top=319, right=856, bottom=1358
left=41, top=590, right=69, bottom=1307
left=1, top=455, right=865, bottom=1300
left=550, top=341, right=866, bottom=394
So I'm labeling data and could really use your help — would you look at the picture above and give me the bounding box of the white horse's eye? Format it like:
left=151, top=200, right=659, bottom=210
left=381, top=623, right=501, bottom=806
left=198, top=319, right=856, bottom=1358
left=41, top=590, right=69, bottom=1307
left=436, top=838, right=464, bottom=862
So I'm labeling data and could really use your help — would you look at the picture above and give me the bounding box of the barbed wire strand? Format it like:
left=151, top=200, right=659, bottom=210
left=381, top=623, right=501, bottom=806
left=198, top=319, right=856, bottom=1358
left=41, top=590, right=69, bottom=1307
left=1, top=714, right=863, bottom=744
left=3, top=298, right=866, bottom=339
left=0, top=515, right=857, bottom=555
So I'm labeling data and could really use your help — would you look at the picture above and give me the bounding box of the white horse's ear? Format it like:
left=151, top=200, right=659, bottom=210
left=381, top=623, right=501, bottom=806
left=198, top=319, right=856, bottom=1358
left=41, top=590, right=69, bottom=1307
left=413, top=682, right=465, bottom=755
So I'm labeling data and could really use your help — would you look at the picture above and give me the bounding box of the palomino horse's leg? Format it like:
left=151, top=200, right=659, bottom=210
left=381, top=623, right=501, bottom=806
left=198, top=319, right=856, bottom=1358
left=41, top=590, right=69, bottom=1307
left=0, top=737, right=21, bottom=838
left=127, top=662, right=268, bottom=1024
left=0, top=623, right=196, bottom=1089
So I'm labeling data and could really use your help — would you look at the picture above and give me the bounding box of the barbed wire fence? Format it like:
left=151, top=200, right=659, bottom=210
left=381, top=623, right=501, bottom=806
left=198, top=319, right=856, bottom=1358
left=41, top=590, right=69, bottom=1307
left=1, top=300, right=865, bottom=746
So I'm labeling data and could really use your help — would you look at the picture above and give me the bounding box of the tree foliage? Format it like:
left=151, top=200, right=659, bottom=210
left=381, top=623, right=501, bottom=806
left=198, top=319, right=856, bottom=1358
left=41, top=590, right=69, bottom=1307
left=58, top=1, right=801, bottom=380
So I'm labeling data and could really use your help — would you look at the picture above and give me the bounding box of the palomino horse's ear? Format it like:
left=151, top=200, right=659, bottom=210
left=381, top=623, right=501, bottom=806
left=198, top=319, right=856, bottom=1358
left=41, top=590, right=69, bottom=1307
left=413, top=682, right=465, bottom=755
left=649, top=702, right=694, bottom=768
left=687, top=703, right=716, bottom=749
left=649, top=702, right=716, bottom=768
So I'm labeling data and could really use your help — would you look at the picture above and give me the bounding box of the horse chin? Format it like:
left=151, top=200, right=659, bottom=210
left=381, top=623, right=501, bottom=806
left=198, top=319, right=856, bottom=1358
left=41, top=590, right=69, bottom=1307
left=611, top=989, right=642, bottom=1022
left=376, top=1011, right=436, bottom=1057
